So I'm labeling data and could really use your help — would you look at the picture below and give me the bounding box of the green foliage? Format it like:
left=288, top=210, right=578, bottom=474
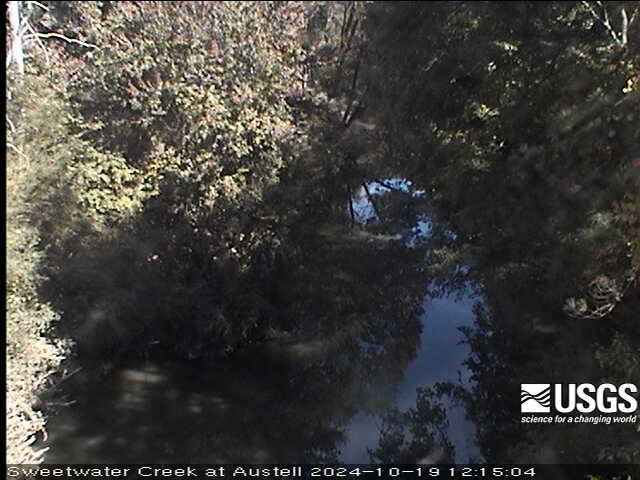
left=6, top=74, right=73, bottom=463
left=35, top=2, right=314, bottom=360
left=67, top=2, right=308, bottom=224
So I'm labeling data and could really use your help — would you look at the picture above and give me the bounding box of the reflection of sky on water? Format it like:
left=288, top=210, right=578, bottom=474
left=350, top=178, right=425, bottom=225
left=349, top=178, right=458, bottom=247
left=340, top=293, right=481, bottom=463
left=341, top=178, right=480, bottom=463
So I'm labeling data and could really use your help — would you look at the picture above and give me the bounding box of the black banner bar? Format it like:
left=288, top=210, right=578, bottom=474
left=6, top=464, right=640, bottom=480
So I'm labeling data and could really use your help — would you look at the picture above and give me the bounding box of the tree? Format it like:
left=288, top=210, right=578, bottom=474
left=6, top=73, right=77, bottom=463
left=360, top=0, right=640, bottom=462
left=7, top=1, right=25, bottom=74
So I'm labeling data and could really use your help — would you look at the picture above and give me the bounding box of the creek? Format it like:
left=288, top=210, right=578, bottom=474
left=38, top=180, right=481, bottom=464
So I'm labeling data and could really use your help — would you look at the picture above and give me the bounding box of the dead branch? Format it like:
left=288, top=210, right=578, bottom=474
left=24, top=32, right=100, bottom=50
left=24, top=20, right=50, bottom=65
left=26, top=0, right=48, bottom=11
left=582, top=1, right=625, bottom=45
left=7, top=142, right=29, bottom=159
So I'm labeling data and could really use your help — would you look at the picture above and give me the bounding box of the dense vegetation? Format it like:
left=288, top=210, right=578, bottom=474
left=6, top=0, right=639, bottom=465
left=7, top=74, right=72, bottom=464
left=360, top=2, right=639, bottom=463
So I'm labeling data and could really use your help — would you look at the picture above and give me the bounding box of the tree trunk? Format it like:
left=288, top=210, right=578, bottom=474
left=8, top=1, right=24, bottom=75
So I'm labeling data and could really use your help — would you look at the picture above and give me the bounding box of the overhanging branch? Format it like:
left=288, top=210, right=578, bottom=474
left=24, top=32, right=100, bottom=50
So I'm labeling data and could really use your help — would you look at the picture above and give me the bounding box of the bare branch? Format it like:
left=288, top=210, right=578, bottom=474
left=7, top=142, right=29, bottom=159
left=26, top=0, right=49, bottom=11
left=582, top=1, right=622, bottom=45
left=621, top=6, right=628, bottom=45
left=6, top=115, right=16, bottom=134
left=24, top=32, right=100, bottom=50
left=24, top=20, right=50, bottom=65
left=18, top=19, right=30, bottom=40
left=583, top=2, right=601, bottom=23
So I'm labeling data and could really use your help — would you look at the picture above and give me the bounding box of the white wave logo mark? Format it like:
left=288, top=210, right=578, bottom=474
left=521, top=384, right=551, bottom=413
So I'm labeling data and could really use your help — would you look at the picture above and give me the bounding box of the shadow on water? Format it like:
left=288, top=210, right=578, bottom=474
left=39, top=324, right=426, bottom=463
left=41, top=293, right=480, bottom=464
left=41, top=344, right=353, bottom=464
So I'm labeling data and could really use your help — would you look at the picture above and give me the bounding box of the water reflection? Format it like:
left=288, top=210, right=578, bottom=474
left=42, top=317, right=426, bottom=464
left=340, top=294, right=480, bottom=463
left=43, top=289, right=479, bottom=464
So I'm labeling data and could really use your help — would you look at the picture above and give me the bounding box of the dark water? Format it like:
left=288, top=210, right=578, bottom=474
left=39, top=295, right=479, bottom=464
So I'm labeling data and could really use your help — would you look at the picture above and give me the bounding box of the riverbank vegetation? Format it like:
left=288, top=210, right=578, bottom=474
left=6, top=0, right=639, bottom=465
left=361, top=1, right=639, bottom=464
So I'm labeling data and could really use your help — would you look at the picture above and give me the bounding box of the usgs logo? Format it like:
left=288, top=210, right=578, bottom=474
left=521, top=383, right=638, bottom=414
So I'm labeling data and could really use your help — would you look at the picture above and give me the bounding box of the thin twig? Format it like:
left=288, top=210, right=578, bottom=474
left=47, top=399, right=77, bottom=407
left=6, top=115, right=16, bottom=134
left=60, top=367, right=83, bottom=383
left=24, top=32, right=100, bottom=50
left=374, top=179, right=406, bottom=193
left=7, top=142, right=28, bottom=159
left=362, top=182, right=382, bottom=222
left=347, top=184, right=356, bottom=227
left=27, top=0, right=49, bottom=11
left=621, top=7, right=628, bottom=45
left=32, top=446, right=50, bottom=457
left=583, top=1, right=622, bottom=45
left=24, top=20, right=50, bottom=65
